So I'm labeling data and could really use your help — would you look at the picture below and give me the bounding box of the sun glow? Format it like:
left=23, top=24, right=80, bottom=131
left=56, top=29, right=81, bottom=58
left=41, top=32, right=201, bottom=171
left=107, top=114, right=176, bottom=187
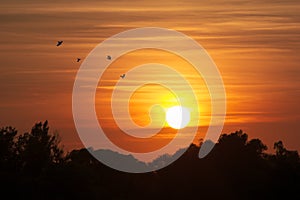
left=166, top=106, right=190, bottom=129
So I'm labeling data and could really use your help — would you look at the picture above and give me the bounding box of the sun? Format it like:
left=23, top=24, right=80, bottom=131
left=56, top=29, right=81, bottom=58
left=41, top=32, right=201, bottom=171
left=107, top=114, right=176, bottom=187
left=166, top=106, right=190, bottom=129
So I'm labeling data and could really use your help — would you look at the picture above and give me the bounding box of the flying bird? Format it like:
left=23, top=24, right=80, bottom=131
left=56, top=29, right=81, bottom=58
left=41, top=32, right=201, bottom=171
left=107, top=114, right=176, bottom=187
left=107, top=55, right=112, bottom=60
left=56, top=40, right=63, bottom=46
left=77, top=58, right=81, bottom=62
left=120, top=74, right=125, bottom=79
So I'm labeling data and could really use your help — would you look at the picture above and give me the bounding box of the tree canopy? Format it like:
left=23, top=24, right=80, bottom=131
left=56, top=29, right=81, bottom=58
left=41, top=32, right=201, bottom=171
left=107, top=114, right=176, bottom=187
left=0, top=122, right=299, bottom=199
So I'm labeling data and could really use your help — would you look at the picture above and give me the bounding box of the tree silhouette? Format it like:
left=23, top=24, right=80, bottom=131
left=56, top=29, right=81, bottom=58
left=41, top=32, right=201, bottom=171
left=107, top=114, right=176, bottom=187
left=0, top=126, right=17, bottom=170
left=15, top=121, right=64, bottom=176
left=0, top=122, right=299, bottom=199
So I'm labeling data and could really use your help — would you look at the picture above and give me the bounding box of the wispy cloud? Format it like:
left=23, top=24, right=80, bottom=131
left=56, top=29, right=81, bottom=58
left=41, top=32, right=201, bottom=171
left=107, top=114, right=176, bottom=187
left=0, top=0, right=299, bottom=151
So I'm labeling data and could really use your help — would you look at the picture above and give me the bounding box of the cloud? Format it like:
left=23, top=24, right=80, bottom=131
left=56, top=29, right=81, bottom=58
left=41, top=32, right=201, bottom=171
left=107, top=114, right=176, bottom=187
left=0, top=0, right=299, bottom=152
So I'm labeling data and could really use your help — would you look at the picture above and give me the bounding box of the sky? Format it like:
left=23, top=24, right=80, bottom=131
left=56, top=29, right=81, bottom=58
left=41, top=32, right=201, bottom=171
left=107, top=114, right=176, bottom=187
left=0, top=0, right=299, bottom=154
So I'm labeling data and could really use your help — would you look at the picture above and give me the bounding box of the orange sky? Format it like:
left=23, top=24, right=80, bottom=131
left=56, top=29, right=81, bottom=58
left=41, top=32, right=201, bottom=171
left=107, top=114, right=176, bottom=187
left=94, top=49, right=211, bottom=154
left=0, top=0, right=299, bottom=153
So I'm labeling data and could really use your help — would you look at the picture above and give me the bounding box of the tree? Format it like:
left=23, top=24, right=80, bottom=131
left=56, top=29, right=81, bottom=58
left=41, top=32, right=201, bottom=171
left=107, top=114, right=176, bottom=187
left=274, top=140, right=299, bottom=165
left=16, top=121, right=64, bottom=175
left=246, top=138, right=267, bottom=156
left=0, top=126, right=17, bottom=170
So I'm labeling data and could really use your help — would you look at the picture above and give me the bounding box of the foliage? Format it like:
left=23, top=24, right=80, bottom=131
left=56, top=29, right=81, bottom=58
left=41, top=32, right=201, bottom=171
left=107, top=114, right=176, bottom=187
left=0, top=122, right=299, bottom=199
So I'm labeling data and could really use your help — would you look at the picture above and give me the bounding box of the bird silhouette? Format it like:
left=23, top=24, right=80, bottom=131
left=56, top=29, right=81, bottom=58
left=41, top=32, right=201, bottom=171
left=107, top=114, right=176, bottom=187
left=56, top=41, right=63, bottom=46
left=107, top=55, right=112, bottom=60
left=120, top=74, right=125, bottom=79
left=77, top=58, right=81, bottom=62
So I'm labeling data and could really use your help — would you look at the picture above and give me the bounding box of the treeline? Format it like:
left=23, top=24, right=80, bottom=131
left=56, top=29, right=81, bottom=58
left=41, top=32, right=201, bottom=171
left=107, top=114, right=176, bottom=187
left=0, top=121, right=299, bottom=199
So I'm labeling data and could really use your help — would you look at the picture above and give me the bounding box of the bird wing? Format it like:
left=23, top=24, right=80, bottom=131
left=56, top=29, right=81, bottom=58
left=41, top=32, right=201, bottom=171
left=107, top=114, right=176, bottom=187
left=57, top=41, right=62, bottom=46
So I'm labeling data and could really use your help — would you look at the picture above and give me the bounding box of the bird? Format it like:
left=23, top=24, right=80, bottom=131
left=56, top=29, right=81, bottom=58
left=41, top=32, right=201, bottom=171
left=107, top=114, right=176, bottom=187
left=56, top=40, right=63, bottom=46
left=77, top=58, right=81, bottom=62
left=120, top=74, right=125, bottom=79
left=107, top=55, right=112, bottom=60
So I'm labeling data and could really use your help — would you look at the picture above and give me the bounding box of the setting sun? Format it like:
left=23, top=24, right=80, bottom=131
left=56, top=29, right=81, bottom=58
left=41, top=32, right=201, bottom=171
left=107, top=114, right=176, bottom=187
left=166, top=106, right=191, bottom=129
